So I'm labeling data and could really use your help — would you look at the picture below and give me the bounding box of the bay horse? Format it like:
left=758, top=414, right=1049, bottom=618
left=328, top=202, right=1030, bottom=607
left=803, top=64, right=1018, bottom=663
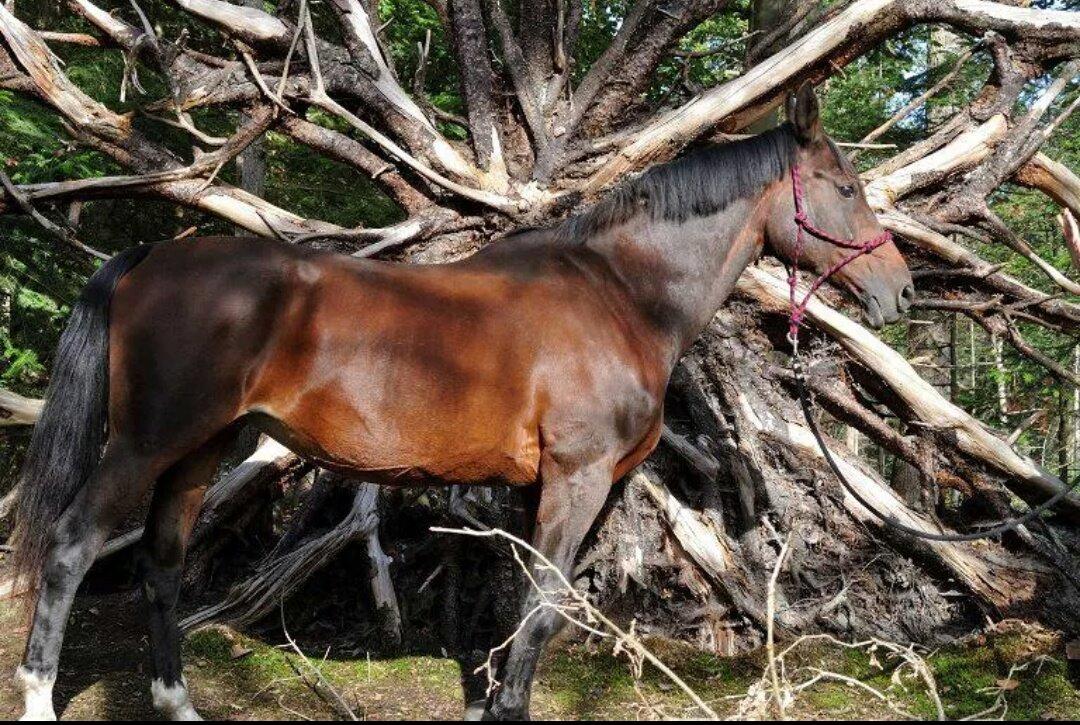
left=11, top=84, right=912, bottom=721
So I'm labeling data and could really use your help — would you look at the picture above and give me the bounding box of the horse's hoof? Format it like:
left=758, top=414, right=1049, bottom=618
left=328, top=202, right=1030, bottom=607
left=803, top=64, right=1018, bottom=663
left=151, top=679, right=203, bottom=721
left=171, top=705, right=204, bottom=722
left=463, top=699, right=488, bottom=721
left=16, top=666, right=57, bottom=721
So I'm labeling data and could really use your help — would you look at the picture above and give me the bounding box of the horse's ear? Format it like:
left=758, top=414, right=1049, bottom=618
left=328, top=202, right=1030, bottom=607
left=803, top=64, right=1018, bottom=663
left=789, top=82, right=822, bottom=145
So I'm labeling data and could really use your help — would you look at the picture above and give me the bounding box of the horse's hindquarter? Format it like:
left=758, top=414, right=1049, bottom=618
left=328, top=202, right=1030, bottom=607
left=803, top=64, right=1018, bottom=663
left=108, top=238, right=309, bottom=457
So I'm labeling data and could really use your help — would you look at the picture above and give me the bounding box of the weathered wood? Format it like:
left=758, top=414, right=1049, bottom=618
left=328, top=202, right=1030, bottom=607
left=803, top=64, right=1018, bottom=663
left=1018, top=153, right=1080, bottom=220
left=728, top=378, right=1042, bottom=611
left=661, top=426, right=722, bottom=482
left=358, top=483, right=403, bottom=644
left=633, top=466, right=773, bottom=631
left=0, top=389, right=41, bottom=426
left=180, top=481, right=400, bottom=640
left=735, top=264, right=1080, bottom=522
left=864, top=115, right=1007, bottom=204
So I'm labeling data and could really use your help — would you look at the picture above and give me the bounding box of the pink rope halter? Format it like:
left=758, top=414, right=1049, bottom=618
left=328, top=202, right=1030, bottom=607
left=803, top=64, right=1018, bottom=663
left=786, top=163, right=893, bottom=345
left=786, top=163, right=1080, bottom=541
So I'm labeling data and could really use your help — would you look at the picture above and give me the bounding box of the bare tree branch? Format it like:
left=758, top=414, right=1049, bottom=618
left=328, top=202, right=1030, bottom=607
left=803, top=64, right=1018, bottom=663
left=447, top=0, right=509, bottom=175
left=736, top=263, right=1080, bottom=522
left=0, top=388, right=42, bottom=426
left=301, top=11, right=522, bottom=213
left=583, top=0, right=1080, bottom=194
left=855, top=41, right=978, bottom=151
left=483, top=0, right=550, bottom=151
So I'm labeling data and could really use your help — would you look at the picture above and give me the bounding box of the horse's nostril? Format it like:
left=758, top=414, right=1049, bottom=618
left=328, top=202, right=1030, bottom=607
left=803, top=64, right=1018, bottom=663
left=898, top=284, right=916, bottom=312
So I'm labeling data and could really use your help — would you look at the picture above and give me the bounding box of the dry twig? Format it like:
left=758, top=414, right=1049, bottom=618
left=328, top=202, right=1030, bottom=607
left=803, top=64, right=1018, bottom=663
left=432, top=525, right=721, bottom=720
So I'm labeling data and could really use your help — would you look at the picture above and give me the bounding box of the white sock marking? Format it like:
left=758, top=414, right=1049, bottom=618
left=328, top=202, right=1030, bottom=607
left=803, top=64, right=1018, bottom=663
left=16, top=666, right=57, bottom=721
left=151, top=678, right=203, bottom=721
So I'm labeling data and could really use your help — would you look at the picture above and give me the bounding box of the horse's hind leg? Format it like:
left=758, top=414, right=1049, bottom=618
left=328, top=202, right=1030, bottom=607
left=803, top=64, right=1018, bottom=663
left=19, top=439, right=162, bottom=721
left=138, top=433, right=231, bottom=721
left=484, top=456, right=615, bottom=721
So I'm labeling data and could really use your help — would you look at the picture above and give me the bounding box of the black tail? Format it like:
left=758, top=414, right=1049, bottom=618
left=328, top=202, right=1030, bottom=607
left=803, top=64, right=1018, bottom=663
left=11, top=244, right=153, bottom=599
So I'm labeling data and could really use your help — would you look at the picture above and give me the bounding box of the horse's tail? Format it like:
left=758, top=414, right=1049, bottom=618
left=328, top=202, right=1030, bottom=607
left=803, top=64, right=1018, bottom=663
left=10, top=244, right=153, bottom=602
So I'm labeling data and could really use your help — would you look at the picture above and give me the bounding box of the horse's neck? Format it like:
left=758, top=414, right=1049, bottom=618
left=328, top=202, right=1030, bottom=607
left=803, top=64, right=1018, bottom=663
left=585, top=191, right=770, bottom=361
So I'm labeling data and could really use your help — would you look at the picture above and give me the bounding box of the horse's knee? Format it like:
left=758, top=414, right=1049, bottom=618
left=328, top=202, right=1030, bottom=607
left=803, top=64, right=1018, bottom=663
left=140, top=563, right=182, bottom=607
left=39, top=536, right=94, bottom=591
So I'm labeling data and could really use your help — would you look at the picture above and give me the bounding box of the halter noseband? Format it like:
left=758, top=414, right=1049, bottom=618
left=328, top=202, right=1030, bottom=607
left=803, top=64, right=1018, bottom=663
left=784, top=163, right=1079, bottom=542
left=786, top=163, right=893, bottom=348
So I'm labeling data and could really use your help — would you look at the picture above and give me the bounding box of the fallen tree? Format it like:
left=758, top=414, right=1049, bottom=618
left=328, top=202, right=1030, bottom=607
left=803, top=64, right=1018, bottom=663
left=0, top=0, right=1077, bottom=663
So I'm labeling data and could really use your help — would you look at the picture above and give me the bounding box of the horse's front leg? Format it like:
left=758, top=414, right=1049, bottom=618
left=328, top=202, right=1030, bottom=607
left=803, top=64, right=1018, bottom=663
left=483, top=455, right=615, bottom=721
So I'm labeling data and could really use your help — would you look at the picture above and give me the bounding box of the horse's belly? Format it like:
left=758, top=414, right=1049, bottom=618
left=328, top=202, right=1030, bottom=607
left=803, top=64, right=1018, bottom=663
left=252, top=404, right=541, bottom=487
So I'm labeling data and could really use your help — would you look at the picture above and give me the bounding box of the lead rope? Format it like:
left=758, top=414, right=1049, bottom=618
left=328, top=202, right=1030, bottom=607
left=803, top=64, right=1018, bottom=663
left=787, top=164, right=1078, bottom=541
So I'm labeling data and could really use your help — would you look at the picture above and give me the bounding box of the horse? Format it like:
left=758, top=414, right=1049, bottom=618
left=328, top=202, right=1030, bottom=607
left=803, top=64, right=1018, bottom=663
left=11, top=84, right=913, bottom=721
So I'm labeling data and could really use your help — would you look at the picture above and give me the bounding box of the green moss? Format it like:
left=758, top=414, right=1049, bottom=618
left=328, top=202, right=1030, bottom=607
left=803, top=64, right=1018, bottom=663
left=184, top=627, right=234, bottom=663
left=184, top=626, right=461, bottom=700
left=542, top=646, right=637, bottom=718
left=347, top=656, right=463, bottom=698
left=175, top=625, right=1079, bottom=721
left=911, top=640, right=1080, bottom=721
left=186, top=627, right=297, bottom=683
left=806, top=683, right=859, bottom=713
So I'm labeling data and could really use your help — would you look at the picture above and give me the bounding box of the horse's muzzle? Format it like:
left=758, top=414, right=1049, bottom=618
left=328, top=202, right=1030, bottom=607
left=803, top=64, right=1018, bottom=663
left=864, top=283, right=915, bottom=329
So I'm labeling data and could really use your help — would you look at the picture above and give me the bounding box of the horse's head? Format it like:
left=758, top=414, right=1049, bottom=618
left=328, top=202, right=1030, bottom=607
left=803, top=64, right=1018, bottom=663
left=764, top=84, right=914, bottom=329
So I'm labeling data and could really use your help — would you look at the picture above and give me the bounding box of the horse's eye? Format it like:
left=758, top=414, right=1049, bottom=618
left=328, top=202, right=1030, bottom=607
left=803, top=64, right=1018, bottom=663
left=839, top=184, right=856, bottom=199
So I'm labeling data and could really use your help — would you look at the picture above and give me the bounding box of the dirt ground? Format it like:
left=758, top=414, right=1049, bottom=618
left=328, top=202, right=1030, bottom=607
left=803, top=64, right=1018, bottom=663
left=1, top=584, right=1078, bottom=721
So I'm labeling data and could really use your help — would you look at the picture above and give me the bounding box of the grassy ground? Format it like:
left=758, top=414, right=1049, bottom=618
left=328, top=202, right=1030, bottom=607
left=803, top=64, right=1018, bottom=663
left=0, top=593, right=1076, bottom=720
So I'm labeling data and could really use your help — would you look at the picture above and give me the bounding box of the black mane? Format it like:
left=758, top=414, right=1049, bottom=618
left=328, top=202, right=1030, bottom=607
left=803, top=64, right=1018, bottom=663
left=556, top=123, right=799, bottom=242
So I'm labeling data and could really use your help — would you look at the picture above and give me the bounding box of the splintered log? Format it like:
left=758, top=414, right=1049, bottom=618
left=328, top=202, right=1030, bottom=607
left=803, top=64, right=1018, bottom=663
left=727, top=382, right=1042, bottom=611
left=199, top=438, right=299, bottom=529
left=172, top=0, right=292, bottom=46
left=735, top=264, right=1080, bottom=523
left=0, top=389, right=41, bottom=426
left=1016, top=153, right=1080, bottom=223
left=646, top=314, right=1054, bottom=633
left=181, top=482, right=401, bottom=643
left=661, top=426, right=722, bottom=482
left=633, top=467, right=773, bottom=631
left=365, top=503, right=402, bottom=641
left=1062, top=210, right=1080, bottom=272
left=864, top=115, right=1007, bottom=204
